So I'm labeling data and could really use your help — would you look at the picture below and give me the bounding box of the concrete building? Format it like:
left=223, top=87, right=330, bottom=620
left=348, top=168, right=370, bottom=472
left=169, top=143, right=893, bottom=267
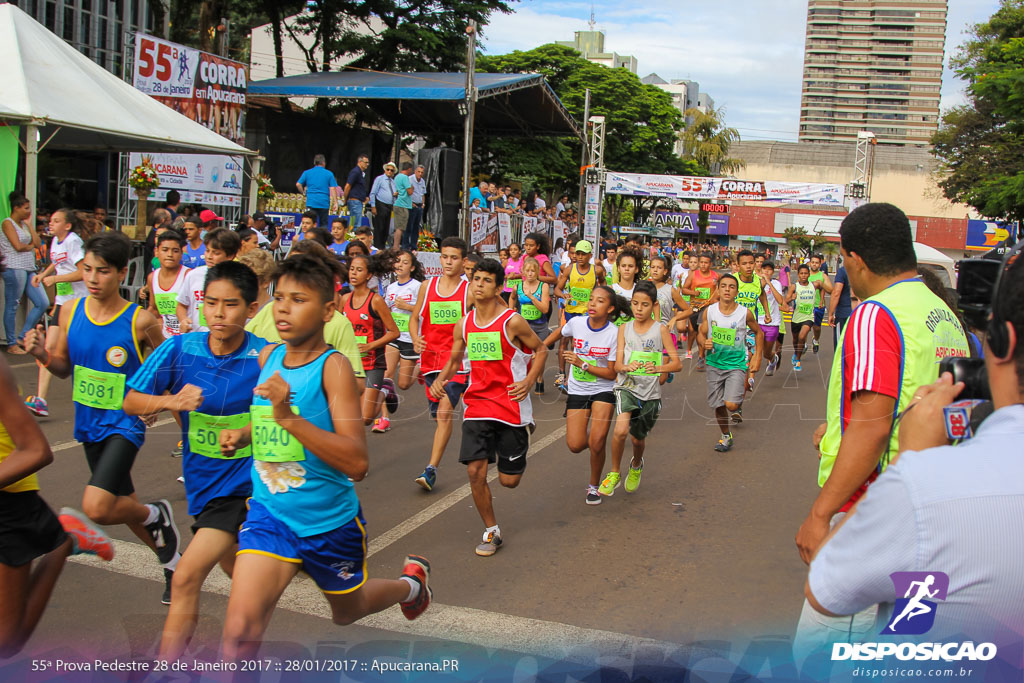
left=798, top=0, right=948, bottom=147
left=642, top=74, right=716, bottom=155
left=556, top=30, right=637, bottom=74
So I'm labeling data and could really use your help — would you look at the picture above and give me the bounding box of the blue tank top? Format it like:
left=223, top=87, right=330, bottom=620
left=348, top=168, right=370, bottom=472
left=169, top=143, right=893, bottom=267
left=250, top=344, right=359, bottom=536
left=67, top=298, right=146, bottom=447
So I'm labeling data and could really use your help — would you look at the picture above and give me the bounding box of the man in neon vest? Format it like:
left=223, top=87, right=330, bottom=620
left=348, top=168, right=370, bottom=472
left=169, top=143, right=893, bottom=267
left=792, top=203, right=969, bottom=661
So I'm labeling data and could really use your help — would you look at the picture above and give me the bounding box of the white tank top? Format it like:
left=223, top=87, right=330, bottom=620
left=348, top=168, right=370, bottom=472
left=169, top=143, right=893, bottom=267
left=152, top=267, right=190, bottom=338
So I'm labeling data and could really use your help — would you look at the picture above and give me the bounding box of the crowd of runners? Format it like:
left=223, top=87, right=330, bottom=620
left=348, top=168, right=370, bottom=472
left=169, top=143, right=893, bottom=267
left=0, top=212, right=844, bottom=661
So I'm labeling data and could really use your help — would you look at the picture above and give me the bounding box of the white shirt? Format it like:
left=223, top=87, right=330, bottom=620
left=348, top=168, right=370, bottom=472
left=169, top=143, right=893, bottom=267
left=50, top=232, right=88, bottom=305
left=759, top=278, right=783, bottom=327
left=556, top=201, right=566, bottom=215
left=384, top=278, right=422, bottom=344
left=561, top=316, right=618, bottom=395
left=534, top=197, right=546, bottom=212
left=176, top=265, right=209, bottom=332
left=671, top=263, right=688, bottom=289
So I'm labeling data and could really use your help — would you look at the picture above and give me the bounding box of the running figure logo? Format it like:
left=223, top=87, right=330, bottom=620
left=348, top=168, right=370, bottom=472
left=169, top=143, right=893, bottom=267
left=883, top=571, right=949, bottom=635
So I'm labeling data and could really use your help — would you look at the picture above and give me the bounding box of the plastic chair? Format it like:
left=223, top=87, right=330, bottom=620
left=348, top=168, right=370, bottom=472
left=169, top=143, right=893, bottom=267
left=121, top=256, right=146, bottom=303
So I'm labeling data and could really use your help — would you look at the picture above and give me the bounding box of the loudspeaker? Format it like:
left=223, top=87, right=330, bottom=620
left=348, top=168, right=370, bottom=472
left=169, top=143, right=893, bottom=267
left=417, top=147, right=463, bottom=240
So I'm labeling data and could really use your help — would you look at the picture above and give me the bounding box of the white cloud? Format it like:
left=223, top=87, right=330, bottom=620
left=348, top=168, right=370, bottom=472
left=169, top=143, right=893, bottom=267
left=482, top=0, right=1004, bottom=143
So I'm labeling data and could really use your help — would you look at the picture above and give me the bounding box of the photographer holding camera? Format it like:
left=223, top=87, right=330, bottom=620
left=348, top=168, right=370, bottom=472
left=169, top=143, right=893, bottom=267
left=802, top=242, right=1024, bottom=654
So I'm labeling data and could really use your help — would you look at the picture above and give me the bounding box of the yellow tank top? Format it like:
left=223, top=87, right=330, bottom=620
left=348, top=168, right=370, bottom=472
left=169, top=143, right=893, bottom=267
left=0, top=420, right=39, bottom=493
left=565, top=263, right=597, bottom=314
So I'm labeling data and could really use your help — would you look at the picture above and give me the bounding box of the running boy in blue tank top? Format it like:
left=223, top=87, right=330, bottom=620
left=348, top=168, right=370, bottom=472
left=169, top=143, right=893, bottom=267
left=123, top=261, right=266, bottom=662
left=22, top=232, right=181, bottom=601
left=217, top=254, right=433, bottom=661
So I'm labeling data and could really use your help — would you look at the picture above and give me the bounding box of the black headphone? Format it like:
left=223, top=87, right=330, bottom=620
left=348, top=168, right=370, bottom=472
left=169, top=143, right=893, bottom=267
left=985, top=240, right=1024, bottom=360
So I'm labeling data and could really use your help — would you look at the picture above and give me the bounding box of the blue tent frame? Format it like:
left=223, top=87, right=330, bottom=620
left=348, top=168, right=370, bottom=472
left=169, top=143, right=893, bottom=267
left=249, top=71, right=581, bottom=139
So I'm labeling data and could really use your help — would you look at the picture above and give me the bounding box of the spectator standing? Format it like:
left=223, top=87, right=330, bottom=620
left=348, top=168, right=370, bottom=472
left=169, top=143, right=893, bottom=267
left=828, top=264, right=853, bottom=345
left=403, top=165, right=427, bottom=251
left=793, top=203, right=970, bottom=660
left=556, top=194, right=568, bottom=216
left=163, top=189, right=181, bottom=221
left=1, top=194, right=47, bottom=352
left=343, top=154, right=370, bottom=228
left=391, top=162, right=414, bottom=250
left=469, top=181, right=490, bottom=212
left=295, top=153, right=338, bottom=227
left=369, top=162, right=398, bottom=250
left=252, top=212, right=280, bottom=252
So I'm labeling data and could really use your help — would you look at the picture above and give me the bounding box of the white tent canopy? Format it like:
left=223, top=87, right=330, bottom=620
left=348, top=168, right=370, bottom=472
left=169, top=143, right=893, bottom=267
left=0, top=4, right=253, bottom=156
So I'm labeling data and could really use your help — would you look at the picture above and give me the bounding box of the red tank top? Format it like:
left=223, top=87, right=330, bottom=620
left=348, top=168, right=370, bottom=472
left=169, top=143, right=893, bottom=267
left=419, top=277, right=469, bottom=374
left=343, top=291, right=385, bottom=371
left=462, top=308, right=534, bottom=426
left=691, top=269, right=719, bottom=303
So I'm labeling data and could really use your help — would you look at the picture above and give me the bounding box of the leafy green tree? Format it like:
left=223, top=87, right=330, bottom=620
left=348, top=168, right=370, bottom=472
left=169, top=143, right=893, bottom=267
left=931, top=0, right=1024, bottom=223
left=784, top=226, right=829, bottom=260
left=680, top=107, right=744, bottom=176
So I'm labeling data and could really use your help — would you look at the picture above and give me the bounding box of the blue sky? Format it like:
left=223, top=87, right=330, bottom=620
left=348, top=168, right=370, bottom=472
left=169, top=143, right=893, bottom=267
left=480, top=0, right=1001, bottom=142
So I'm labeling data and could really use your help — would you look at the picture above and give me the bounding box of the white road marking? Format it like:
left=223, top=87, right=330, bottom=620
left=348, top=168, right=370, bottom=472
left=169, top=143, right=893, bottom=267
left=69, top=533, right=678, bottom=664
left=366, top=425, right=567, bottom=557
left=50, top=418, right=177, bottom=452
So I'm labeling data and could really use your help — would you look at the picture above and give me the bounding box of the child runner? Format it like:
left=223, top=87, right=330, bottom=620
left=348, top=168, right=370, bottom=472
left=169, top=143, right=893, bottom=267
left=181, top=217, right=206, bottom=270
left=510, top=257, right=551, bottom=394
left=148, top=230, right=190, bottom=339
left=123, top=262, right=265, bottom=661
left=0, top=353, right=114, bottom=656
left=22, top=231, right=179, bottom=602
left=611, top=246, right=643, bottom=303
left=699, top=274, right=764, bottom=452
left=176, top=228, right=241, bottom=334
left=218, top=255, right=432, bottom=661
left=429, top=259, right=547, bottom=555
left=758, top=261, right=788, bottom=376
left=328, top=218, right=348, bottom=258
left=341, top=254, right=400, bottom=429
left=787, top=264, right=823, bottom=372
left=523, top=232, right=557, bottom=286
left=502, top=242, right=524, bottom=305
left=807, top=254, right=834, bottom=354
left=600, top=281, right=681, bottom=496
left=24, top=209, right=88, bottom=418
left=681, top=251, right=720, bottom=369
left=553, top=240, right=606, bottom=391
left=543, top=285, right=628, bottom=504
left=408, top=237, right=472, bottom=492
left=381, top=250, right=425, bottom=432
left=601, top=241, right=619, bottom=285
left=648, top=254, right=693, bottom=373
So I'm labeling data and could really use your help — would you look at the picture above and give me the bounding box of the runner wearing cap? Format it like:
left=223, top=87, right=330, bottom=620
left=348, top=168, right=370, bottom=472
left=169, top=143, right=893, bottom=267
left=553, top=240, right=606, bottom=391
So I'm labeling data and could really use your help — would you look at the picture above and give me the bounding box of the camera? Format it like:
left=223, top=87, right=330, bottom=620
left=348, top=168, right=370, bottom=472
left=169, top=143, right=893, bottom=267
left=940, top=254, right=1005, bottom=401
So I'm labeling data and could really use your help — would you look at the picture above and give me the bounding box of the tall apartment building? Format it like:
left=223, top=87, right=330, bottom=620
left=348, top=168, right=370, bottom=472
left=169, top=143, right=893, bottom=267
left=798, top=0, right=947, bottom=147
left=556, top=30, right=637, bottom=74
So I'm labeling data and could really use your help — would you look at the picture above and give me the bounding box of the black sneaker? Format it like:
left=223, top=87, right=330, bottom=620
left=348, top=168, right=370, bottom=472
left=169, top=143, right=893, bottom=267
left=162, top=568, right=173, bottom=605
left=382, top=378, right=399, bottom=415
left=145, top=499, right=180, bottom=565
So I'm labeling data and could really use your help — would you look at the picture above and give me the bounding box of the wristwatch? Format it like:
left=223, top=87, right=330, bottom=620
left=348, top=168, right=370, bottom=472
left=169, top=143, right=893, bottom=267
left=580, top=362, right=590, bottom=374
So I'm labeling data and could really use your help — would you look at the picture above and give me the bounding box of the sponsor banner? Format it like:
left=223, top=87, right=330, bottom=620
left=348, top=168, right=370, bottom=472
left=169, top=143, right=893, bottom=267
left=419, top=251, right=442, bottom=278
left=470, top=212, right=499, bottom=252
left=966, top=219, right=1015, bottom=251
left=522, top=216, right=538, bottom=236
left=130, top=153, right=245, bottom=207
left=652, top=211, right=729, bottom=235
left=497, top=213, right=512, bottom=249
left=583, top=183, right=601, bottom=245
left=605, top=172, right=845, bottom=206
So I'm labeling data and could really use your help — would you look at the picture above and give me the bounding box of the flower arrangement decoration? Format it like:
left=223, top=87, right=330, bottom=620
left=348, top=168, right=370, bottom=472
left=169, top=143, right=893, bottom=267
left=128, top=155, right=160, bottom=192
left=255, top=173, right=276, bottom=200
left=417, top=230, right=438, bottom=252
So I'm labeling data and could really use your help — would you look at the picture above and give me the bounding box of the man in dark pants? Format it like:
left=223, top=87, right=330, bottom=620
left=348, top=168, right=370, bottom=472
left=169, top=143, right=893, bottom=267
left=403, top=165, right=427, bottom=251
left=369, top=162, right=397, bottom=250
left=295, top=154, right=338, bottom=227
left=828, top=265, right=853, bottom=346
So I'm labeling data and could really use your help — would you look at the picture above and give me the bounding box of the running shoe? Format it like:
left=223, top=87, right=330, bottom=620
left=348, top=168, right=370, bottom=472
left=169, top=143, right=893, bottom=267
left=795, top=360, right=803, bottom=372
left=162, top=568, right=173, bottom=605
left=415, top=466, right=436, bottom=491
left=553, top=373, right=567, bottom=392
left=475, top=529, right=503, bottom=557
left=24, top=395, right=48, bottom=417
left=685, top=350, right=693, bottom=360
left=791, top=353, right=797, bottom=366
left=170, top=440, right=183, bottom=458
left=399, top=555, right=432, bottom=620
left=585, top=485, right=601, bottom=505
left=765, top=357, right=778, bottom=376
left=372, top=417, right=391, bottom=433
left=534, top=380, right=545, bottom=395
left=624, top=459, right=644, bottom=493
left=714, top=433, right=734, bottom=452
left=695, top=356, right=706, bottom=373
left=144, top=499, right=180, bottom=565
left=176, top=476, right=184, bottom=484
left=598, top=471, right=621, bottom=496
left=747, top=377, right=755, bottom=392
left=58, top=507, right=114, bottom=561
left=813, top=339, right=820, bottom=354
left=731, top=407, right=744, bottom=424
left=382, top=378, right=399, bottom=415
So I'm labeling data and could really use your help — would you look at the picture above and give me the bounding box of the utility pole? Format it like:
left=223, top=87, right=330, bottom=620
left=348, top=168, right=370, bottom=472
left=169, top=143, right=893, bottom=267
left=460, top=20, right=478, bottom=242
left=576, top=88, right=591, bottom=223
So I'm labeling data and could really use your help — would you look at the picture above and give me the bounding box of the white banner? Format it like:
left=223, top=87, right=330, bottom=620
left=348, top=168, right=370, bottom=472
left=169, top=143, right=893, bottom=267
left=605, top=172, right=845, bottom=206
left=470, top=212, right=487, bottom=245
left=583, top=183, right=601, bottom=245
left=497, top=214, right=512, bottom=249
left=418, top=251, right=442, bottom=278
left=522, top=216, right=538, bottom=237
left=129, top=153, right=245, bottom=207
left=553, top=220, right=566, bottom=246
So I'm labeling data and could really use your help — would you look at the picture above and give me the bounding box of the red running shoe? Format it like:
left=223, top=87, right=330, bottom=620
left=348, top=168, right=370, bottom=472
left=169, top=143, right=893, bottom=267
left=399, top=555, right=432, bottom=621
left=58, top=507, right=114, bottom=561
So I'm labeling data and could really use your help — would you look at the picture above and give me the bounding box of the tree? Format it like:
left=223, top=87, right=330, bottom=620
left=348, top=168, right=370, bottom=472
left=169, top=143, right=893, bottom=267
left=680, top=107, right=744, bottom=176
left=931, top=0, right=1024, bottom=223
left=476, top=44, right=700, bottom=229
left=784, top=227, right=828, bottom=259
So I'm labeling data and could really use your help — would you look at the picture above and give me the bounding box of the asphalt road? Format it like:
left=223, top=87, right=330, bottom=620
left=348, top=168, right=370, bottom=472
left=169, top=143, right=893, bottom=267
left=2, top=332, right=840, bottom=679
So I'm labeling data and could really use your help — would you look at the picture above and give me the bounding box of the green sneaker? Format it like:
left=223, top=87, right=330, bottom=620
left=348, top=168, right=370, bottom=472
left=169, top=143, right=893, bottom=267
left=598, top=471, right=621, bottom=496
left=624, top=459, right=644, bottom=493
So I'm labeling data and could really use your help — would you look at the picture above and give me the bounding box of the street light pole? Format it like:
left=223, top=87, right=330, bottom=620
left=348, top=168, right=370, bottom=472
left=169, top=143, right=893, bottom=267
left=460, top=20, right=478, bottom=243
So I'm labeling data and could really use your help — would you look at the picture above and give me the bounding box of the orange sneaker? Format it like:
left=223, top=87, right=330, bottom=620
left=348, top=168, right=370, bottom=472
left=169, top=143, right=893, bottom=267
left=399, top=555, right=432, bottom=621
left=58, top=507, right=114, bottom=561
